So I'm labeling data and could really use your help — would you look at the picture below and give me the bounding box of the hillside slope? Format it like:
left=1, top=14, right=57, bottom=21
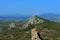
left=0, top=15, right=60, bottom=40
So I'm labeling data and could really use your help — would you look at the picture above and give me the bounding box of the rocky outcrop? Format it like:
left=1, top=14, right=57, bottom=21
left=27, top=15, right=43, bottom=24
left=31, top=28, right=41, bottom=40
left=9, top=23, right=16, bottom=29
left=22, top=15, right=44, bottom=29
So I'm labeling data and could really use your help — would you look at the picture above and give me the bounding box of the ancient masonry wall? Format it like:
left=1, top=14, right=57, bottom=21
left=31, top=28, right=41, bottom=40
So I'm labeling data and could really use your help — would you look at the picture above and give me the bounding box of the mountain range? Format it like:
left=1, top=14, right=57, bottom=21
left=0, top=13, right=60, bottom=22
left=40, top=13, right=60, bottom=22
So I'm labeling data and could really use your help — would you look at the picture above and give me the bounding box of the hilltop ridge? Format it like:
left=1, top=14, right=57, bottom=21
left=22, top=15, right=43, bottom=29
left=0, top=15, right=60, bottom=40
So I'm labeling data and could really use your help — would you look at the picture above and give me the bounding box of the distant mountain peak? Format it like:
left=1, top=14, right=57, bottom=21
left=22, top=15, right=44, bottom=29
left=29, top=15, right=40, bottom=20
left=31, top=15, right=38, bottom=18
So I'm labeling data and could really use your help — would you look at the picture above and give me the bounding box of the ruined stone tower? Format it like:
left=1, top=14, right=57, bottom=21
left=31, top=28, right=41, bottom=40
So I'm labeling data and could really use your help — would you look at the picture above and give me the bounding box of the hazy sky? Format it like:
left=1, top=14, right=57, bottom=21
left=0, top=0, right=60, bottom=16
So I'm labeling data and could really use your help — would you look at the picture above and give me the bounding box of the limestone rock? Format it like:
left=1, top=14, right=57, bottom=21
left=31, top=28, right=41, bottom=40
left=9, top=23, right=16, bottom=29
left=22, top=15, right=44, bottom=29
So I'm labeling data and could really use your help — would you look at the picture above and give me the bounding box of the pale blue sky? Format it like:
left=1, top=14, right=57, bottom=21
left=0, top=0, right=60, bottom=16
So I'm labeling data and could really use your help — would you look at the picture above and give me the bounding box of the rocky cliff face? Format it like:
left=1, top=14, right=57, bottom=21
left=27, top=15, right=43, bottom=24
left=22, top=15, right=44, bottom=29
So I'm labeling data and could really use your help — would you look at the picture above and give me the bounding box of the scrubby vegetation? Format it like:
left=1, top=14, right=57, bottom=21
left=0, top=17, right=60, bottom=40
